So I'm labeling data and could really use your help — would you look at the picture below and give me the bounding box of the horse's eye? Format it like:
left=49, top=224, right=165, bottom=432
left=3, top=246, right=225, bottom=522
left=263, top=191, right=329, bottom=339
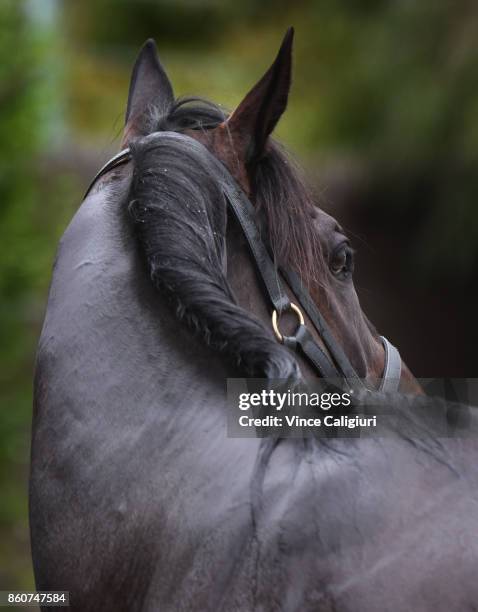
left=330, top=244, right=354, bottom=279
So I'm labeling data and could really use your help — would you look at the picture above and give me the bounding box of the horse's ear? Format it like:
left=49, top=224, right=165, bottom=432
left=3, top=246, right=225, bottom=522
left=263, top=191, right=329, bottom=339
left=224, top=27, right=294, bottom=163
left=122, top=39, right=174, bottom=147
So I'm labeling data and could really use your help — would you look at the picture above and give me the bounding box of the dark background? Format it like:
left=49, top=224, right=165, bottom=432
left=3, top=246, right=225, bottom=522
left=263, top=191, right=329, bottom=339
left=1, top=0, right=477, bottom=592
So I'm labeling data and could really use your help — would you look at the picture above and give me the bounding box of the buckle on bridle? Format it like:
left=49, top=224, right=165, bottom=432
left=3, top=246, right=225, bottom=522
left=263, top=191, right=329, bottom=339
left=271, top=303, right=305, bottom=343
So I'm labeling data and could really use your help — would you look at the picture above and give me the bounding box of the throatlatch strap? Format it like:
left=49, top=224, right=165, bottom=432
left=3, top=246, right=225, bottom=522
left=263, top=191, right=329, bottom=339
left=219, top=180, right=291, bottom=315
left=281, top=268, right=365, bottom=389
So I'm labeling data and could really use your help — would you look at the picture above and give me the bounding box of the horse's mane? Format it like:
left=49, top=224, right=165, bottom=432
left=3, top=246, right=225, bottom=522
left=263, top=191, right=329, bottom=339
left=147, top=97, right=325, bottom=283
left=127, top=97, right=323, bottom=379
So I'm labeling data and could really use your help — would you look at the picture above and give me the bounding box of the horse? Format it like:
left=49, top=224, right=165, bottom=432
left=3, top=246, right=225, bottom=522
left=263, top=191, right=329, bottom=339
left=30, top=29, right=478, bottom=611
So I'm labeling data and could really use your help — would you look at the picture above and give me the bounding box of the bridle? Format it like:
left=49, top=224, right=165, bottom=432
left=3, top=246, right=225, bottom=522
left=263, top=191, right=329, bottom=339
left=84, top=131, right=401, bottom=394
left=85, top=132, right=401, bottom=393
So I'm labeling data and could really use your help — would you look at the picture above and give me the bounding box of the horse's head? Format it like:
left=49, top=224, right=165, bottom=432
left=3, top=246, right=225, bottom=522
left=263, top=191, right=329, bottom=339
left=120, top=31, right=420, bottom=393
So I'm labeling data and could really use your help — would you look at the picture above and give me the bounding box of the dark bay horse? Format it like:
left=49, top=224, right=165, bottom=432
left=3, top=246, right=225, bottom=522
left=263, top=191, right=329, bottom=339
left=30, top=30, right=478, bottom=611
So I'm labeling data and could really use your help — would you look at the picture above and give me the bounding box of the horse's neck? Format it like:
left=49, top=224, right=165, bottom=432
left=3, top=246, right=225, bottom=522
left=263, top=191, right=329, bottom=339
left=37, top=179, right=231, bottom=428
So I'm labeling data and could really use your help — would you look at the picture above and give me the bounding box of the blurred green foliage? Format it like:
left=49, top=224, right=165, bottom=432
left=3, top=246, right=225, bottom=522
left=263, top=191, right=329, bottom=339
left=0, top=0, right=47, bottom=590
left=1, top=0, right=478, bottom=593
left=0, top=0, right=74, bottom=592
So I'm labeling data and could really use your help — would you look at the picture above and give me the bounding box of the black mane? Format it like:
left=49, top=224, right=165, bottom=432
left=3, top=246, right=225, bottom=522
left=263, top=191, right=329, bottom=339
left=128, top=97, right=323, bottom=379
left=153, top=98, right=323, bottom=282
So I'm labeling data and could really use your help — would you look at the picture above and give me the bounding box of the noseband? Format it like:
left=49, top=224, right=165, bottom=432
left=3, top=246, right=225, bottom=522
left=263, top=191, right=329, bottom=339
left=84, top=131, right=401, bottom=394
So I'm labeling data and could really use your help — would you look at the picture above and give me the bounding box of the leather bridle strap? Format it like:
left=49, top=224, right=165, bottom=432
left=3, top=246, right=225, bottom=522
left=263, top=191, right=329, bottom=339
left=281, top=268, right=365, bottom=387
left=208, top=164, right=345, bottom=381
left=212, top=170, right=292, bottom=315
left=83, top=132, right=402, bottom=392
left=84, top=148, right=132, bottom=198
